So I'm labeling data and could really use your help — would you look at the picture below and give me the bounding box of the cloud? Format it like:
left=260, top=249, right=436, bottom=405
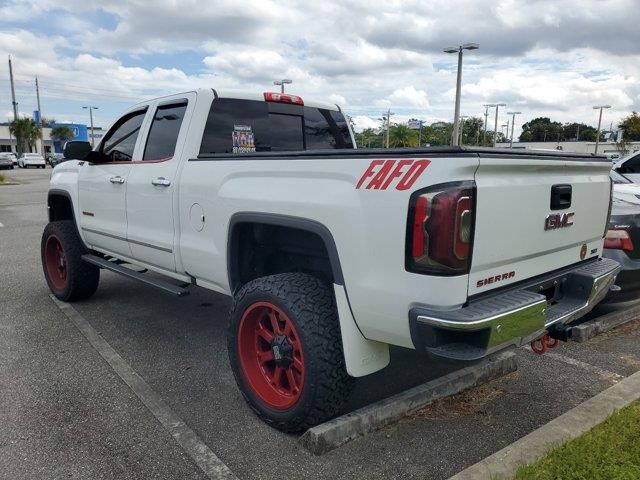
left=0, top=0, right=639, bottom=140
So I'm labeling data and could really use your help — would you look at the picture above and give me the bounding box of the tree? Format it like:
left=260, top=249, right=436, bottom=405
left=461, top=117, right=484, bottom=145
left=50, top=125, right=75, bottom=145
left=9, top=117, right=41, bottom=154
left=388, top=124, right=418, bottom=147
left=519, top=117, right=564, bottom=142
left=619, top=112, right=640, bottom=141
left=562, top=122, right=597, bottom=142
left=354, top=128, right=383, bottom=148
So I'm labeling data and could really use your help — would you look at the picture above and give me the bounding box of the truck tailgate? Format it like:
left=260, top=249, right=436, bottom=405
left=469, top=155, right=611, bottom=296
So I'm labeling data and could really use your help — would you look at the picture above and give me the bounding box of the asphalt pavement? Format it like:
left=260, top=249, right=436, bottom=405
left=2, top=167, right=640, bottom=480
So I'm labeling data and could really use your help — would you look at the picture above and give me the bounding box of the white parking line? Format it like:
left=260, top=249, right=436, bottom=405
left=0, top=222, right=4, bottom=227
left=50, top=295, right=237, bottom=480
left=544, top=351, right=624, bottom=382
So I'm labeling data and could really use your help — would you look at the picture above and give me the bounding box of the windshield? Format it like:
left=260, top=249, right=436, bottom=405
left=610, top=170, right=631, bottom=184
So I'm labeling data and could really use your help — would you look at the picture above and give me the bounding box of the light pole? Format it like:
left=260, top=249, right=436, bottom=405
left=382, top=109, right=394, bottom=148
left=82, top=106, right=98, bottom=147
left=492, top=103, right=506, bottom=147
left=443, top=43, right=479, bottom=147
left=593, top=105, right=611, bottom=154
left=507, top=111, right=521, bottom=148
left=273, top=79, right=292, bottom=93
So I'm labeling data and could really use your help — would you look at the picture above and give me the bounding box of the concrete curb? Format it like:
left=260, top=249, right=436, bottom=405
left=448, top=367, right=640, bottom=480
left=299, top=350, right=517, bottom=455
left=571, top=301, right=640, bottom=342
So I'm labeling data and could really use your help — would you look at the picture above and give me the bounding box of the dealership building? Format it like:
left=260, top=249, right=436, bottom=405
left=0, top=122, right=104, bottom=154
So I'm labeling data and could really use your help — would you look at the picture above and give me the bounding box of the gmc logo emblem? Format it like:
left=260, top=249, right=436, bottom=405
left=545, top=212, right=574, bottom=231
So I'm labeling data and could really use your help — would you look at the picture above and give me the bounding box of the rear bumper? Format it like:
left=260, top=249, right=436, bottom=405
left=409, top=258, right=621, bottom=361
left=603, top=248, right=640, bottom=294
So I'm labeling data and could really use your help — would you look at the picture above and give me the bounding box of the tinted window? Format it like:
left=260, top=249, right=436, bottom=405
left=143, top=101, right=187, bottom=161
left=199, top=98, right=353, bottom=154
left=620, top=153, right=640, bottom=174
left=101, top=109, right=147, bottom=162
left=304, top=107, right=352, bottom=149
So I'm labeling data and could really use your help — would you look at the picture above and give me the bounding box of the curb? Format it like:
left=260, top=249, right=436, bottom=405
left=299, top=350, right=517, bottom=455
left=571, top=301, right=640, bottom=342
left=448, top=367, right=640, bottom=480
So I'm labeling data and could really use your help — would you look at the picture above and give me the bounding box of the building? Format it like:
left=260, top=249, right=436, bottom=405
left=0, top=122, right=104, bottom=154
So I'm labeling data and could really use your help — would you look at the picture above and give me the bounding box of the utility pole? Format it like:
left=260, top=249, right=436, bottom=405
left=576, top=125, right=580, bottom=141
left=35, top=77, right=45, bottom=155
left=8, top=55, right=20, bottom=155
left=482, top=104, right=490, bottom=146
left=493, top=103, right=506, bottom=147
left=418, top=120, right=423, bottom=147
left=383, top=109, right=394, bottom=148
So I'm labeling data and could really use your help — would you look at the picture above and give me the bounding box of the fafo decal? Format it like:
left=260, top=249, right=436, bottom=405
left=356, top=159, right=430, bottom=191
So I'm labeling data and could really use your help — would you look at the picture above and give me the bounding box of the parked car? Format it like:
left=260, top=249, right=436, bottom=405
left=603, top=194, right=640, bottom=302
left=0, top=152, right=15, bottom=169
left=42, top=88, right=620, bottom=431
left=614, top=151, right=640, bottom=182
left=610, top=170, right=640, bottom=206
left=18, top=153, right=46, bottom=169
left=47, top=153, right=65, bottom=167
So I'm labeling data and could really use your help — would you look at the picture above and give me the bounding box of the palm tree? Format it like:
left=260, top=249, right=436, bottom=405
left=50, top=125, right=75, bottom=146
left=9, top=117, right=41, bottom=155
left=388, top=124, right=419, bottom=148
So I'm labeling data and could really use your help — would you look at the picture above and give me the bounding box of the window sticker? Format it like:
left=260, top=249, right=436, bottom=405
left=232, top=125, right=256, bottom=153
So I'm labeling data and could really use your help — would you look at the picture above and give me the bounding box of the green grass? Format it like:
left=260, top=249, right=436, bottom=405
left=512, top=399, right=640, bottom=480
left=0, top=172, right=5, bottom=183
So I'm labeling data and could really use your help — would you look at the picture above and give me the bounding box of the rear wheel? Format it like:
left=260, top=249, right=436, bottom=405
left=228, top=272, right=353, bottom=432
left=41, top=220, right=100, bottom=302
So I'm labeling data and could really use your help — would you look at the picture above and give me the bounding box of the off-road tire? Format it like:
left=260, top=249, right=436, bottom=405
left=228, top=272, right=354, bottom=432
left=41, top=220, right=100, bottom=302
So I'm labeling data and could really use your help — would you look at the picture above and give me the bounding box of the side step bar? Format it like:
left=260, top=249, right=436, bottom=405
left=81, top=254, right=190, bottom=297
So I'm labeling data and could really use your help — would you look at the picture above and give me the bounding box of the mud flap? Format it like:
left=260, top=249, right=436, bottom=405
left=333, top=284, right=390, bottom=377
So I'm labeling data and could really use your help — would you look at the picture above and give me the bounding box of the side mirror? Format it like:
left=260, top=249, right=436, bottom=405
left=63, top=141, right=92, bottom=160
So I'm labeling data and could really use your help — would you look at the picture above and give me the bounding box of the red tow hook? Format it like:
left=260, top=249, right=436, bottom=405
left=530, top=334, right=560, bottom=355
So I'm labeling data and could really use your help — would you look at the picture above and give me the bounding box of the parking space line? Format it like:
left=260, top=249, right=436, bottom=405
left=544, top=351, right=624, bottom=382
left=0, top=221, right=4, bottom=227
left=50, top=295, right=237, bottom=480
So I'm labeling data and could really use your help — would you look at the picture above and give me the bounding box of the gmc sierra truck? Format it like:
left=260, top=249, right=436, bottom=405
left=42, top=88, right=620, bottom=431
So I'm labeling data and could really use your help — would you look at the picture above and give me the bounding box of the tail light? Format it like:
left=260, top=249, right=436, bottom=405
left=604, top=229, right=634, bottom=251
left=406, top=181, right=476, bottom=275
left=264, top=92, right=304, bottom=105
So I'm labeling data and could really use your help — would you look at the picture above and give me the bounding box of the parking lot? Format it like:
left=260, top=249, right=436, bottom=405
left=3, top=167, right=640, bottom=479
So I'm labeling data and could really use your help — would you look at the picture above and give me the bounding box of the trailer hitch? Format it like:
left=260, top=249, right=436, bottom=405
left=530, top=334, right=560, bottom=355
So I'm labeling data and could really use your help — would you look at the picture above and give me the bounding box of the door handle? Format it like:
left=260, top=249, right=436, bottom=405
left=151, top=177, right=171, bottom=187
left=109, top=176, right=125, bottom=184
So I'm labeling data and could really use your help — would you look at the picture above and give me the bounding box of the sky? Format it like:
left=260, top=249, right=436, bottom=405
left=0, top=0, right=639, bottom=139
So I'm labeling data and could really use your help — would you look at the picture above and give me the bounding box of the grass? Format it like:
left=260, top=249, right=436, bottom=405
left=512, top=399, right=640, bottom=480
left=0, top=172, right=5, bottom=183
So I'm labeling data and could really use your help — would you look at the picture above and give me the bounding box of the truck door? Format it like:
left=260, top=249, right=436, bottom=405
left=78, top=108, right=149, bottom=258
left=125, top=94, right=192, bottom=271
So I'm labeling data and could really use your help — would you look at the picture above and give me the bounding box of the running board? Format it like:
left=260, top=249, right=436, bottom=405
left=81, top=254, right=190, bottom=297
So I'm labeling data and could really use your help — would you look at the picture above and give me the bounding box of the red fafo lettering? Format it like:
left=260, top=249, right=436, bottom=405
left=356, top=159, right=431, bottom=191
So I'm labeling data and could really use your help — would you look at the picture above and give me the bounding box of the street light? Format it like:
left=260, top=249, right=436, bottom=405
left=491, top=103, right=507, bottom=147
left=507, top=111, right=521, bottom=148
left=82, top=106, right=99, bottom=147
left=273, top=79, right=292, bottom=93
left=593, top=105, right=611, bottom=154
left=443, top=43, right=479, bottom=146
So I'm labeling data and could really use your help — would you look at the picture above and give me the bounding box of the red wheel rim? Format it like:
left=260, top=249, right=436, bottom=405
left=237, top=302, right=305, bottom=410
left=44, top=234, right=67, bottom=291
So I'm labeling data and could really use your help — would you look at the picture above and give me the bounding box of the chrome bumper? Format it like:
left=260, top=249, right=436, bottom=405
left=409, top=258, right=621, bottom=361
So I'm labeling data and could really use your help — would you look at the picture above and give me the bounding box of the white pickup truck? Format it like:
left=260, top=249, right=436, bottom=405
left=42, top=88, right=620, bottom=431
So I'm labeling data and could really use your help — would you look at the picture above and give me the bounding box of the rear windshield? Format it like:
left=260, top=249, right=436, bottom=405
left=199, top=98, right=353, bottom=154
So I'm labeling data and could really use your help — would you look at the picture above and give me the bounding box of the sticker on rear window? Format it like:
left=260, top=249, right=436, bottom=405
left=232, top=125, right=256, bottom=153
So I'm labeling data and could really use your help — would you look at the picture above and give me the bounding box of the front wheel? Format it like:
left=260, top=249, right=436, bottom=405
left=41, top=220, right=100, bottom=302
left=228, top=273, right=354, bottom=432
